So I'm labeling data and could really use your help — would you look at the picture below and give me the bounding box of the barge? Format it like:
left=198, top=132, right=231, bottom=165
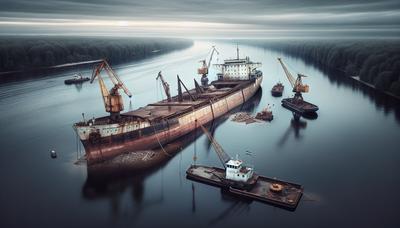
left=186, top=165, right=303, bottom=210
left=186, top=125, right=303, bottom=210
left=282, top=98, right=319, bottom=114
left=73, top=48, right=263, bottom=165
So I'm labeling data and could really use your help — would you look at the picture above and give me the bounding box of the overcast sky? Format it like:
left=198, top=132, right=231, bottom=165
left=0, top=0, right=399, bottom=38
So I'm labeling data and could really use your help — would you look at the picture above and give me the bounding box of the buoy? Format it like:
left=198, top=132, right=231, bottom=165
left=269, top=183, right=283, bottom=192
left=50, top=150, right=57, bottom=159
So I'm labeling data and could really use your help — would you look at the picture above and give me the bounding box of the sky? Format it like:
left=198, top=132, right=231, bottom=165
left=0, top=0, right=399, bottom=38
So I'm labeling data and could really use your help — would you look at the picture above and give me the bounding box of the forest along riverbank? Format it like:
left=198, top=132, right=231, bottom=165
left=240, top=39, right=400, bottom=98
left=0, top=36, right=193, bottom=83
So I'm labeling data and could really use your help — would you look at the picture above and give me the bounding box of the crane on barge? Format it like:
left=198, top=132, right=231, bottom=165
left=90, top=59, right=132, bottom=121
left=277, top=57, right=309, bottom=102
left=198, top=46, right=219, bottom=86
left=277, top=57, right=318, bottom=114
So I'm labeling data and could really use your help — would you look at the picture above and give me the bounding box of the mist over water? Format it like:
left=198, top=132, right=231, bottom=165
left=0, top=40, right=399, bottom=228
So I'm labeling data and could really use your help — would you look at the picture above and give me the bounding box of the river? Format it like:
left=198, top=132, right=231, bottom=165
left=0, top=40, right=399, bottom=228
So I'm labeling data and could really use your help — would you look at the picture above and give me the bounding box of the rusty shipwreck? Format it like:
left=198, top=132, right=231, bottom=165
left=73, top=47, right=263, bottom=165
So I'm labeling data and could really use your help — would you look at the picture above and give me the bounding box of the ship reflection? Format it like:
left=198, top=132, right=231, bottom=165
left=278, top=113, right=308, bottom=146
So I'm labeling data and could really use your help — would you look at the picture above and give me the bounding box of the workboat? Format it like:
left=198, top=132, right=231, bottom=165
left=271, top=82, right=284, bottom=97
left=186, top=125, right=303, bottom=210
left=73, top=47, right=263, bottom=165
left=64, top=73, right=90, bottom=84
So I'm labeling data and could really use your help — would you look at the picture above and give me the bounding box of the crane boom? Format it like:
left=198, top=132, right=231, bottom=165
left=207, top=46, right=219, bottom=69
left=156, top=71, right=171, bottom=102
left=277, top=57, right=309, bottom=93
left=200, top=124, right=231, bottom=168
left=277, top=57, right=296, bottom=88
left=198, top=46, right=219, bottom=76
left=90, top=59, right=133, bottom=120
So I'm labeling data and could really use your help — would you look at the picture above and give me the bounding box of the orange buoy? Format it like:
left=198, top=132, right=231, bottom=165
left=270, top=183, right=283, bottom=192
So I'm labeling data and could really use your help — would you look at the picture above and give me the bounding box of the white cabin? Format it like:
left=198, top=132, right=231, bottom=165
left=215, top=56, right=262, bottom=81
left=225, top=159, right=254, bottom=182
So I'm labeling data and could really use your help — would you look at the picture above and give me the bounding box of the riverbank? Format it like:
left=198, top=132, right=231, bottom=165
left=240, top=39, right=400, bottom=97
left=0, top=36, right=193, bottom=81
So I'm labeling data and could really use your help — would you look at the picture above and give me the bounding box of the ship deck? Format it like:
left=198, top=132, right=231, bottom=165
left=186, top=165, right=303, bottom=210
left=80, top=79, right=252, bottom=125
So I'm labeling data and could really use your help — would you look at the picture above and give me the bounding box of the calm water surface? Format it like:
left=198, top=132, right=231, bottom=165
left=0, top=40, right=399, bottom=228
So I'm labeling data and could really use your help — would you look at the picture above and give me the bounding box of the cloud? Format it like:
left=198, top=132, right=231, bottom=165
left=0, top=0, right=399, bottom=37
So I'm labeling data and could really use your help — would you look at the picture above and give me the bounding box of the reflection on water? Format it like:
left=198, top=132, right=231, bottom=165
left=278, top=114, right=308, bottom=147
left=293, top=57, right=400, bottom=124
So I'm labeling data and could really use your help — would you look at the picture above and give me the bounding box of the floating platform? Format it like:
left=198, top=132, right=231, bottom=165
left=282, top=98, right=319, bottom=114
left=186, top=165, right=303, bottom=210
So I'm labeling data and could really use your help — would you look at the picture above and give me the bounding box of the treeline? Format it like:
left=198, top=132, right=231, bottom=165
left=246, top=39, right=400, bottom=96
left=0, top=36, right=193, bottom=72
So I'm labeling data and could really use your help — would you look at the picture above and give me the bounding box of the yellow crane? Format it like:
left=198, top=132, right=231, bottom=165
left=90, top=59, right=132, bottom=121
left=277, top=57, right=309, bottom=101
left=156, top=71, right=171, bottom=102
left=198, top=46, right=219, bottom=86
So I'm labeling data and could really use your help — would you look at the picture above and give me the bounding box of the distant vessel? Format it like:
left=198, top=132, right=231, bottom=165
left=277, top=58, right=318, bottom=114
left=186, top=125, right=303, bottom=210
left=74, top=48, right=263, bottom=165
left=64, top=73, right=90, bottom=84
left=271, top=82, right=284, bottom=97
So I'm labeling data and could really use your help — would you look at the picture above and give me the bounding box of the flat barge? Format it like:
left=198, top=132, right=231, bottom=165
left=186, top=165, right=303, bottom=210
left=73, top=50, right=263, bottom=165
left=282, top=98, right=319, bottom=114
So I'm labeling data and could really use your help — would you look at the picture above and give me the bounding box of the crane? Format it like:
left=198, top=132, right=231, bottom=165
left=90, top=59, right=132, bottom=121
left=156, top=71, right=171, bottom=102
left=277, top=57, right=309, bottom=101
left=200, top=124, right=230, bottom=168
left=198, top=46, right=219, bottom=86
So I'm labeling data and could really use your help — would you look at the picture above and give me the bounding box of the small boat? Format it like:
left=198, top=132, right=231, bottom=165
left=271, top=82, right=284, bottom=97
left=64, top=73, right=90, bottom=85
left=255, top=106, right=273, bottom=121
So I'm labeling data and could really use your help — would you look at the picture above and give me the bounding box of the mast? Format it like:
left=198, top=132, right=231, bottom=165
left=236, top=44, right=239, bottom=59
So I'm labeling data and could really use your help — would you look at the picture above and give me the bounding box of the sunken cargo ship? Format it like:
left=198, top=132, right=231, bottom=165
left=74, top=48, right=263, bottom=165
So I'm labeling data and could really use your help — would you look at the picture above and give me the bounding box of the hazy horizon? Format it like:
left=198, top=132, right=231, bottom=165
left=0, top=0, right=399, bottom=38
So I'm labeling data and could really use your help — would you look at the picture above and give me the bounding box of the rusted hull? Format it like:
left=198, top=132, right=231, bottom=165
left=81, top=77, right=262, bottom=165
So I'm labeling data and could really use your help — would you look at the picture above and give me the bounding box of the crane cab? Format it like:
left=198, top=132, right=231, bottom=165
left=225, top=159, right=254, bottom=182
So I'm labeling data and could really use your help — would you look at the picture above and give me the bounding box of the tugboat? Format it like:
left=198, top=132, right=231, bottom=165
left=255, top=105, right=273, bottom=121
left=277, top=58, right=318, bottom=115
left=271, top=82, right=284, bottom=97
left=64, top=73, right=90, bottom=85
left=186, top=125, right=303, bottom=210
